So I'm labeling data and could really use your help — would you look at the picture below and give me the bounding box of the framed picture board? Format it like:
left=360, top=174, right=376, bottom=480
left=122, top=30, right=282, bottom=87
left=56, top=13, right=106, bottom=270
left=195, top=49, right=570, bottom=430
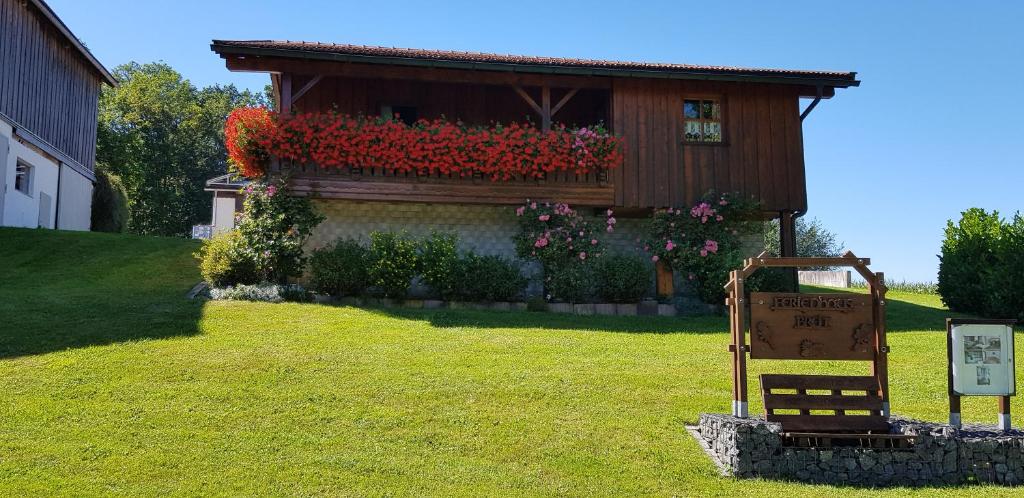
left=949, top=320, right=1016, bottom=396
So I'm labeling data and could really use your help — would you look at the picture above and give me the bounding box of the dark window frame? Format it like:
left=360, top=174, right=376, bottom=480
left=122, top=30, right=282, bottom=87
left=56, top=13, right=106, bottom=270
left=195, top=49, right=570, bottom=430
left=14, top=160, right=32, bottom=196
left=682, top=96, right=726, bottom=145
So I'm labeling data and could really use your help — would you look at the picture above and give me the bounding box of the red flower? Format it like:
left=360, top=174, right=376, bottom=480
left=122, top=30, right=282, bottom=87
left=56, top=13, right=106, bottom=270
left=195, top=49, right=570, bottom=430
left=225, top=108, right=625, bottom=180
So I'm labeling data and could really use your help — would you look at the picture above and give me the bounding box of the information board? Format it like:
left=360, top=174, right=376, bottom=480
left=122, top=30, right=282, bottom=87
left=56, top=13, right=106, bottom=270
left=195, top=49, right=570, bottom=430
left=950, top=322, right=1016, bottom=396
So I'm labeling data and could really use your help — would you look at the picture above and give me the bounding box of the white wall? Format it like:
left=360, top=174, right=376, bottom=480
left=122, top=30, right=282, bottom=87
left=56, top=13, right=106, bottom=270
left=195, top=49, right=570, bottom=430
left=57, top=164, right=93, bottom=231
left=212, top=191, right=239, bottom=235
left=1, top=122, right=59, bottom=229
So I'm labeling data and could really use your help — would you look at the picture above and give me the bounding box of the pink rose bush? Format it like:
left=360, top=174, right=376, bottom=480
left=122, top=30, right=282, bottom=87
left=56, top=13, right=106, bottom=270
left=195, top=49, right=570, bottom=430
left=642, top=192, right=759, bottom=303
left=513, top=199, right=616, bottom=301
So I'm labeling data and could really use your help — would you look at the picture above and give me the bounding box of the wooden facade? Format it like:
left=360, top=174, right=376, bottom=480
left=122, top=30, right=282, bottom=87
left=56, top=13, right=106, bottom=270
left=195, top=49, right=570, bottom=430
left=0, top=0, right=115, bottom=178
left=213, top=41, right=857, bottom=217
left=611, top=79, right=805, bottom=212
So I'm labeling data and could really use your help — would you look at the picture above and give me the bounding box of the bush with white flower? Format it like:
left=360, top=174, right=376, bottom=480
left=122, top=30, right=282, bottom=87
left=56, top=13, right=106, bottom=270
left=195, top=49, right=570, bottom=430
left=642, top=192, right=760, bottom=304
left=512, top=200, right=615, bottom=301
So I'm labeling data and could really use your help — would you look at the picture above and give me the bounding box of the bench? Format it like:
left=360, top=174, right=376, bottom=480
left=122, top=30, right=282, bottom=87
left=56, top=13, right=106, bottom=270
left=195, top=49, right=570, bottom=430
left=760, top=374, right=890, bottom=433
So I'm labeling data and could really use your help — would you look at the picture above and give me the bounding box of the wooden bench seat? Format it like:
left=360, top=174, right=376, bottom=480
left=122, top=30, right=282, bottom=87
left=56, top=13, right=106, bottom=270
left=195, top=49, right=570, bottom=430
left=760, top=374, right=889, bottom=433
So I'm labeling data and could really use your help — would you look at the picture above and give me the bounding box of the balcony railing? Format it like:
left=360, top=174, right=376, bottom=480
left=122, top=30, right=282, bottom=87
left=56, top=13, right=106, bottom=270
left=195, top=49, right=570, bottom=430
left=271, top=159, right=614, bottom=206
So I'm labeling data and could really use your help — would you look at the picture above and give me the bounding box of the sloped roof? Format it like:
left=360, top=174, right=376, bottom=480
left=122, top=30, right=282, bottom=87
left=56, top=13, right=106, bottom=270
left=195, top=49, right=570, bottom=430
left=28, top=0, right=116, bottom=85
left=211, top=40, right=859, bottom=88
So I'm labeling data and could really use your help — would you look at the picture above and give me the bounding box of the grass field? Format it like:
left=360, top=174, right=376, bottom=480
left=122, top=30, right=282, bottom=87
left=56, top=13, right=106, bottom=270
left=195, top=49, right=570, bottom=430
left=0, top=227, right=1021, bottom=496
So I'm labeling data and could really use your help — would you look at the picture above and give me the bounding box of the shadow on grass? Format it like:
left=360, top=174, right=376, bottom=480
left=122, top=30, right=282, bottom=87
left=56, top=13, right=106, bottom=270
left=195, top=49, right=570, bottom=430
left=361, top=286, right=975, bottom=335
left=360, top=305, right=728, bottom=334
left=0, top=228, right=204, bottom=359
left=801, top=284, right=975, bottom=333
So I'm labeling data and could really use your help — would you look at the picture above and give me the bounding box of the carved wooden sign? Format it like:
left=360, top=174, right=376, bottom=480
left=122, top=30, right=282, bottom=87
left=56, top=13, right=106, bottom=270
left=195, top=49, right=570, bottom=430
left=749, top=292, right=874, bottom=360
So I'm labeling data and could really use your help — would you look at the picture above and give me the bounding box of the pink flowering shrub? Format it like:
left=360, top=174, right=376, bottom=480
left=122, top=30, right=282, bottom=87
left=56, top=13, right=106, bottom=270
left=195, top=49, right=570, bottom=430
left=232, top=179, right=324, bottom=283
left=642, top=192, right=759, bottom=303
left=512, top=200, right=616, bottom=301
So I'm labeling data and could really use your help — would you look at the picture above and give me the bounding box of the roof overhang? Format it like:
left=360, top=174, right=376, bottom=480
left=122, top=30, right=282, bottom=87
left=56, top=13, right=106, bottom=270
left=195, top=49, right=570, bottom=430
left=211, top=41, right=859, bottom=92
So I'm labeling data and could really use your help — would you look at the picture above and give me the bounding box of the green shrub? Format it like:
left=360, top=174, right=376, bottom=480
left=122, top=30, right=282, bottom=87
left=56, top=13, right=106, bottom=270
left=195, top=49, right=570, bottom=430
left=592, top=254, right=651, bottom=303
left=418, top=232, right=460, bottom=299
left=547, top=262, right=593, bottom=303
left=986, top=214, right=1024, bottom=319
left=937, top=208, right=1002, bottom=315
left=452, top=253, right=527, bottom=302
left=195, top=231, right=258, bottom=287
left=309, top=239, right=370, bottom=297
left=90, top=167, right=129, bottom=233
left=233, top=180, right=324, bottom=283
left=938, top=209, right=1024, bottom=320
left=368, top=231, right=420, bottom=298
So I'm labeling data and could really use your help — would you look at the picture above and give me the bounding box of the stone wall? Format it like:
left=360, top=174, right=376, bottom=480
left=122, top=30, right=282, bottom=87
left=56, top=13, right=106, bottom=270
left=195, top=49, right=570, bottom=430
left=694, top=413, right=1024, bottom=487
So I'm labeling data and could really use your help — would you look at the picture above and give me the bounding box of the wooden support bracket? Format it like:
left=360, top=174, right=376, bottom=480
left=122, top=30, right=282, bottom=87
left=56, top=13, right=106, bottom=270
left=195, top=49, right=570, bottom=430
left=291, top=75, right=324, bottom=104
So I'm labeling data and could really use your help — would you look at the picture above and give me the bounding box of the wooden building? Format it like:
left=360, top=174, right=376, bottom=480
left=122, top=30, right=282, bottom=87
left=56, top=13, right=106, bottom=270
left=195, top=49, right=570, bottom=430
left=0, top=0, right=115, bottom=230
left=211, top=40, right=857, bottom=257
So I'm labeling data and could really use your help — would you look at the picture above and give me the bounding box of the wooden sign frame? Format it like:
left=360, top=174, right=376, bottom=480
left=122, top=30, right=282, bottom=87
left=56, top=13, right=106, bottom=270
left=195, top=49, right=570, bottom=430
left=724, top=250, right=889, bottom=419
left=946, top=318, right=1016, bottom=431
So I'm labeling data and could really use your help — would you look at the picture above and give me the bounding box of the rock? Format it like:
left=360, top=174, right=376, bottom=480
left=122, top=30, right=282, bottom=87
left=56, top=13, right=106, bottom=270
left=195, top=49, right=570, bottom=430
left=574, top=303, right=596, bottom=315
left=186, top=281, right=209, bottom=299
left=489, top=301, right=511, bottom=311
left=423, top=299, right=445, bottom=309
left=548, top=302, right=573, bottom=314
left=638, top=299, right=659, bottom=316
left=860, top=454, right=876, bottom=470
left=615, top=303, right=638, bottom=316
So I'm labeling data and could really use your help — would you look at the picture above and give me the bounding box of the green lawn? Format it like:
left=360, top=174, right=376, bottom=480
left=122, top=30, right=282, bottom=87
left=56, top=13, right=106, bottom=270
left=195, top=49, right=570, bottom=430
left=0, top=227, right=1021, bottom=496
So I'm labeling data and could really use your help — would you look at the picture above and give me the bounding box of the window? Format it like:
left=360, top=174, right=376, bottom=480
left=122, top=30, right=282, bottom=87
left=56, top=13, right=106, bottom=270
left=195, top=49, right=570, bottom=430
left=14, top=161, right=31, bottom=195
left=381, top=104, right=419, bottom=126
left=683, top=98, right=723, bottom=143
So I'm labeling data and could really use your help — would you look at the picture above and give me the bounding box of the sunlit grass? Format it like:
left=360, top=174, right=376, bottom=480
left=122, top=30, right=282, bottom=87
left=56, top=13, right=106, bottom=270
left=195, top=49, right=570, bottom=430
left=0, top=227, right=1019, bottom=496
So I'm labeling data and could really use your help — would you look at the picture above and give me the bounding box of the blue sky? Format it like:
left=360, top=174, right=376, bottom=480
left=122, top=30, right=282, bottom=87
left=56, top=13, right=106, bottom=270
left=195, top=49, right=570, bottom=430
left=50, top=0, right=1023, bottom=282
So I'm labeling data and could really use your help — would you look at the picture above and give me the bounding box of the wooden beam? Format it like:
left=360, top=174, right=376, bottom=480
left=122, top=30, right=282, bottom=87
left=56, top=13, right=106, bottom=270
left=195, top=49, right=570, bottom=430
left=281, top=73, right=293, bottom=114
left=285, top=176, right=615, bottom=206
left=270, top=73, right=282, bottom=111
left=291, top=75, right=323, bottom=103
left=541, top=86, right=551, bottom=131
left=550, top=88, right=579, bottom=117
left=224, top=56, right=612, bottom=89
left=513, top=86, right=543, bottom=115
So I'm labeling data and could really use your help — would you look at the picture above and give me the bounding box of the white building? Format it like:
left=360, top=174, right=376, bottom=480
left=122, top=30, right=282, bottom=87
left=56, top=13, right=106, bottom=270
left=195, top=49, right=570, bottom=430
left=0, top=0, right=116, bottom=230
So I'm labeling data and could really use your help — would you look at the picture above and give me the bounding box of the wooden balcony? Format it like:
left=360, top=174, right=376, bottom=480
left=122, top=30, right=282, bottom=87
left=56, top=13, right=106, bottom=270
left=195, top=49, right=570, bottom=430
left=272, top=160, right=615, bottom=206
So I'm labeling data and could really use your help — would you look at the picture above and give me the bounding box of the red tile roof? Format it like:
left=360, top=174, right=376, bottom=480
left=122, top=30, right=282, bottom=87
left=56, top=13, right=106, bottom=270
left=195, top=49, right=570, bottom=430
left=211, top=40, right=858, bottom=86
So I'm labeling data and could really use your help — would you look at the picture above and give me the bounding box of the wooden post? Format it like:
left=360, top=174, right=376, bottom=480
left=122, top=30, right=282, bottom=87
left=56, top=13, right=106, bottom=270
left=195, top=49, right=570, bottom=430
left=873, top=271, right=890, bottom=416
left=736, top=272, right=748, bottom=417
left=541, top=86, right=551, bottom=132
left=728, top=269, right=749, bottom=418
left=655, top=260, right=673, bottom=299
left=999, top=396, right=1012, bottom=431
left=947, top=319, right=962, bottom=428
left=778, top=211, right=798, bottom=291
left=281, top=73, right=293, bottom=115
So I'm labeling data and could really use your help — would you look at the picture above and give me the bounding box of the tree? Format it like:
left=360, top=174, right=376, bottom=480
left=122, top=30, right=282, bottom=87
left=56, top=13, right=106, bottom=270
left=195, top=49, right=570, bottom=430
left=763, top=217, right=844, bottom=263
left=96, top=62, right=267, bottom=236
